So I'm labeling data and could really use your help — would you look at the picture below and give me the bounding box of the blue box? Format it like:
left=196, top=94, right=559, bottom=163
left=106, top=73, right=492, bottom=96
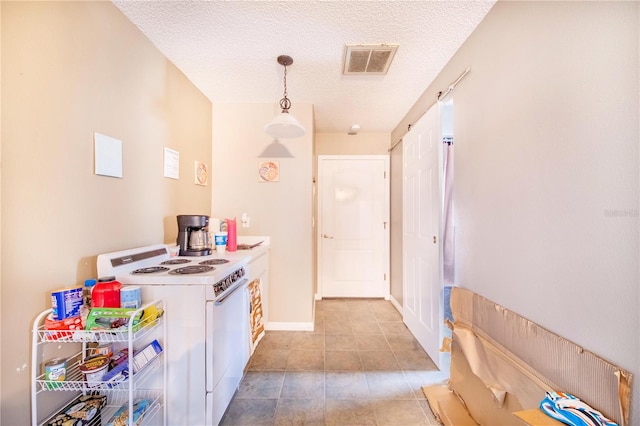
left=51, top=287, right=83, bottom=320
left=102, top=340, right=163, bottom=387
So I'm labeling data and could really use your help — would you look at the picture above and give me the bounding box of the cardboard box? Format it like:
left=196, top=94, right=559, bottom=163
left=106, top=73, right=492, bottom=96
left=445, top=288, right=632, bottom=426
left=422, top=384, right=478, bottom=426
left=513, top=409, right=566, bottom=426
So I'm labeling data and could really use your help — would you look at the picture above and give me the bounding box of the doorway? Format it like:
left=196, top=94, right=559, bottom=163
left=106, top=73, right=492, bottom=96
left=317, top=155, right=390, bottom=298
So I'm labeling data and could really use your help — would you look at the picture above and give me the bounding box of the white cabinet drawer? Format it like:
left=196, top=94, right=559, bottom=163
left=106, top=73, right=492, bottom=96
left=247, top=252, right=269, bottom=282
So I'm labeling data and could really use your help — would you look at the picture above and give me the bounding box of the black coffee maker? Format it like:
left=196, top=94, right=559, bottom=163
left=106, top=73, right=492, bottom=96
left=177, top=215, right=211, bottom=256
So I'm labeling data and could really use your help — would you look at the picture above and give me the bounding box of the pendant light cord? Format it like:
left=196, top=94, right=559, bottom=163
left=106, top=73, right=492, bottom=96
left=280, top=64, right=292, bottom=112
left=283, top=64, right=288, bottom=99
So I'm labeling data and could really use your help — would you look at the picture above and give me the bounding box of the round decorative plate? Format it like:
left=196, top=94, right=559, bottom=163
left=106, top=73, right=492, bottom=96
left=196, top=162, right=208, bottom=185
left=259, top=161, right=279, bottom=182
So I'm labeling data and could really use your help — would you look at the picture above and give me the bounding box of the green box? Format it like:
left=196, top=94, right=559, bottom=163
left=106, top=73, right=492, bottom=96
left=86, top=307, right=142, bottom=332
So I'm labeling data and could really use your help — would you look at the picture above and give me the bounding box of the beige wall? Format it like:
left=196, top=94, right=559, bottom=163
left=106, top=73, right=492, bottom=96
left=316, top=132, right=390, bottom=156
left=212, top=103, right=315, bottom=326
left=1, top=2, right=212, bottom=423
left=393, top=1, right=639, bottom=422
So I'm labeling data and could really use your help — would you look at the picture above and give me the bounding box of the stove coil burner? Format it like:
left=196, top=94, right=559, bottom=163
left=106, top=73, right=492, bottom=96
left=199, top=259, right=230, bottom=266
left=161, top=259, right=191, bottom=265
left=131, top=266, right=170, bottom=274
left=169, top=265, right=215, bottom=275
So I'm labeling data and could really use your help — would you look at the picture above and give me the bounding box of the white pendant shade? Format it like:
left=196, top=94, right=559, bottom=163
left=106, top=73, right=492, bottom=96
left=264, top=112, right=306, bottom=139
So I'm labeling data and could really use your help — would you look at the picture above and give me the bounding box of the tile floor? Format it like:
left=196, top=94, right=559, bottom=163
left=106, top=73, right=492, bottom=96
left=221, top=299, right=449, bottom=425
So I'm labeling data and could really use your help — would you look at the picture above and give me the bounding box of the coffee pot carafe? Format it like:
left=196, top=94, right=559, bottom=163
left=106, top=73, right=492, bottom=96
left=177, top=215, right=212, bottom=256
left=188, top=229, right=209, bottom=250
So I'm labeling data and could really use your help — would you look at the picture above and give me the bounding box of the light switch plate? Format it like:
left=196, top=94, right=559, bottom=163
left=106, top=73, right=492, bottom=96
left=94, top=133, right=123, bottom=178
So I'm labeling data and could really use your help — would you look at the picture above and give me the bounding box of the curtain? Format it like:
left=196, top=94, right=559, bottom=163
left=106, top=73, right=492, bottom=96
left=442, top=141, right=455, bottom=285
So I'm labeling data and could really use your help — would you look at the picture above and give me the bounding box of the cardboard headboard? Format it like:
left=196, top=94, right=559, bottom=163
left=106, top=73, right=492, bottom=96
left=449, top=287, right=632, bottom=425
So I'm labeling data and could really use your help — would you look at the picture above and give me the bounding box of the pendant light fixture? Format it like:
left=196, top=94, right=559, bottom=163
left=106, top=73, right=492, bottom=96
left=264, top=55, right=306, bottom=139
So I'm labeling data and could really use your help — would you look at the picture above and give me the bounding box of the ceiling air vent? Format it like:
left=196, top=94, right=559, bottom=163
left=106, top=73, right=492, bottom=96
left=342, top=43, right=399, bottom=75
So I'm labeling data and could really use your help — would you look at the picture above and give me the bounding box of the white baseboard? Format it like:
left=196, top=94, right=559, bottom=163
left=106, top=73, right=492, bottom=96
left=265, top=321, right=315, bottom=331
left=388, top=294, right=402, bottom=314
left=315, top=293, right=391, bottom=300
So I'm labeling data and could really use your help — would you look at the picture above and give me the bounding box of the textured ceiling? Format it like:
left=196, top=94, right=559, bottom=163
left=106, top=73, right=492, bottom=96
left=113, top=1, right=495, bottom=134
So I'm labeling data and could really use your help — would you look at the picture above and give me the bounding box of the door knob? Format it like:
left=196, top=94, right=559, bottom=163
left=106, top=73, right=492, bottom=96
left=323, top=234, right=334, bottom=239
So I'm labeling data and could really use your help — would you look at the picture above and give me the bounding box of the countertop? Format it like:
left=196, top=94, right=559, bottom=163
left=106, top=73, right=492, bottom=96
left=221, top=236, right=270, bottom=262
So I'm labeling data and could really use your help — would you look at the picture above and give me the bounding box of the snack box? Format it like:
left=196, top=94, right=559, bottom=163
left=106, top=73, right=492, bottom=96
left=131, top=339, right=163, bottom=373
left=106, top=399, right=153, bottom=426
left=46, top=394, right=106, bottom=426
left=44, top=314, right=84, bottom=341
left=102, top=340, right=163, bottom=387
left=109, top=348, right=129, bottom=369
left=85, top=308, right=142, bottom=332
left=102, top=359, right=130, bottom=387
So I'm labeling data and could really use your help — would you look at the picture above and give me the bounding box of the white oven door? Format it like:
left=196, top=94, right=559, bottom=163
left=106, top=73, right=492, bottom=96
left=206, top=279, right=250, bottom=425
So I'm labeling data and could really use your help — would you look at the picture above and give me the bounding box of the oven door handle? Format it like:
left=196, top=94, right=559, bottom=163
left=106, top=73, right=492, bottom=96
left=215, top=278, right=248, bottom=306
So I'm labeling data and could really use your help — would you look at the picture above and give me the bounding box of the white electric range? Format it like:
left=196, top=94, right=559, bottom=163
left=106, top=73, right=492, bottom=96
left=97, top=244, right=253, bottom=426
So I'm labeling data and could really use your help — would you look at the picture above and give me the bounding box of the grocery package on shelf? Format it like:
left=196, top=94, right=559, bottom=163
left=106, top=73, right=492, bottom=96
left=43, top=314, right=84, bottom=341
left=80, top=355, right=110, bottom=388
left=87, top=342, right=114, bottom=358
left=131, top=340, right=163, bottom=373
left=46, top=393, right=106, bottom=426
left=43, top=358, right=66, bottom=390
left=45, top=283, right=89, bottom=339
left=139, top=304, right=163, bottom=328
left=85, top=308, right=143, bottom=332
left=45, top=286, right=85, bottom=340
left=44, top=281, right=163, bottom=340
left=102, top=340, right=163, bottom=387
left=51, top=287, right=83, bottom=320
left=92, top=277, right=122, bottom=308
left=120, top=285, right=142, bottom=309
left=106, top=399, right=154, bottom=426
left=109, top=348, right=129, bottom=368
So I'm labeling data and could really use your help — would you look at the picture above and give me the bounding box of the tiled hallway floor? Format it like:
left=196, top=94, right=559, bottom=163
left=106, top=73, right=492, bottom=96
left=221, top=299, right=448, bottom=425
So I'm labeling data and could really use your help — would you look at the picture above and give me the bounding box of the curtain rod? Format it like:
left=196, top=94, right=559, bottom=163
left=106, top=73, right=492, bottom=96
left=388, top=67, right=470, bottom=152
left=437, top=67, right=470, bottom=102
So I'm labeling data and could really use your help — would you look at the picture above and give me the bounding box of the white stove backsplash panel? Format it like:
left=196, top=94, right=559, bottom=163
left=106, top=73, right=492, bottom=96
left=97, top=244, right=169, bottom=277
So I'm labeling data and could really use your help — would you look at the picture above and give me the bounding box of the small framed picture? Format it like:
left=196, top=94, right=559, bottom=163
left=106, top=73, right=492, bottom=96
left=258, top=161, right=279, bottom=182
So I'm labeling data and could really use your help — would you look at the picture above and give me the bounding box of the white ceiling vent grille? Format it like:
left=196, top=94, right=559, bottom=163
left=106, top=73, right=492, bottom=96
left=343, top=43, right=399, bottom=75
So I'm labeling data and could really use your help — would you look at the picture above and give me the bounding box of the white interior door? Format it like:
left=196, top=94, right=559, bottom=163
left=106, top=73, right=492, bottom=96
left=318, top=156, right=389, bottom=298
left=402, top=105, right=445, bottom=369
